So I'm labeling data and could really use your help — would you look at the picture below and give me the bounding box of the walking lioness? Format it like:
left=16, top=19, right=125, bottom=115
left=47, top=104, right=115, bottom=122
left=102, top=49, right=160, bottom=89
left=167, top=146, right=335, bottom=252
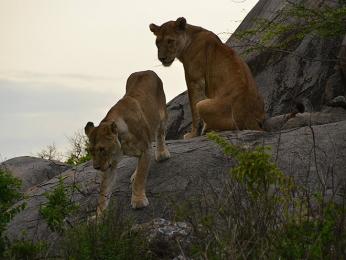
left=150, top=17, right=265, bottom=139
left=84, top=70, right=170, bottom=216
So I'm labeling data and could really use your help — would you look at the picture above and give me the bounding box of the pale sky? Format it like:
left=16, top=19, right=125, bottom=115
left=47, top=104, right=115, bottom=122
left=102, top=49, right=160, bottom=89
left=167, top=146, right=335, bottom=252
left=0, top=0, right=258, bottom=160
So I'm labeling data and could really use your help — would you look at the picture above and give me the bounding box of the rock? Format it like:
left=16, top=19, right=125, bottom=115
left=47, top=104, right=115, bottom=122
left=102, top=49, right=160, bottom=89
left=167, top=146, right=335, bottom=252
left=227, top=0, right=346, bottom=116
left=264, top=107, right=346, bottom=131
left=340, top=36, right=346, bottom=76
left=5, top=120, right=346, bottom=254
left=0, top=156, right=71, bottom=192
left=324, top=35, right=346, bottom=105
left=328, top=96, right=346, bottom=109
left=166, top=91, right=192, bottom=140
left=133, top=218, right=193, bottom=259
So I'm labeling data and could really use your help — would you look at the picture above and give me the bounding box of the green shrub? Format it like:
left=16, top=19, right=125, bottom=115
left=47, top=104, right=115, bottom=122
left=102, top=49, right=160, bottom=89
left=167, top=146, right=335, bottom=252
left=62, top=204, right=152, bottom=260
left=65, top=131, right=91, bottom=166
left=273, top=198, right=346, bottom=259
left=37, top=130, right=90, bottom=165
left=207, top=132, right=293, bottom=200
left=235, top=1, right=346, bottom=52
left=172, top=132, right=346, bottom=259
left=0, top=169, right=25, bottom=257
left=4, top=239, right=47, bottom=260
left=39, top=176, right=79, bottom=233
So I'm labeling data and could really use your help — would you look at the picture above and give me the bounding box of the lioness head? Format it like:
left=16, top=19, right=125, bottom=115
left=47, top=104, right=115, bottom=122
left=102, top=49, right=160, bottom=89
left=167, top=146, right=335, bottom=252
left=84, top=121, right=122, bottom=172
left=149, top=17, right=187, bottom=66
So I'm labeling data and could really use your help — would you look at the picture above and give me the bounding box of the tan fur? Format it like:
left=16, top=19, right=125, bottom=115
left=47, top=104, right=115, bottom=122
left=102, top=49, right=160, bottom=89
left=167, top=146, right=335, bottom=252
left=150, top=17, right=265, bottom=139
left=85, top=70, right=170, bottom=216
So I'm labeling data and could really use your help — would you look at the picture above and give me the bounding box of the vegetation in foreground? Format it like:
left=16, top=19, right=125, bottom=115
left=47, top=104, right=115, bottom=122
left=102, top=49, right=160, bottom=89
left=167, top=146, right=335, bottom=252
left=62, top=204, right=152, bottom=260
left=169, top=132, right=346, bottom=259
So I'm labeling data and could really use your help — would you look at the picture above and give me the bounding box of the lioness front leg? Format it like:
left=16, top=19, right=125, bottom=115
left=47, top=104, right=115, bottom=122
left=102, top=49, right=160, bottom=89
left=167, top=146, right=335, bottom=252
left=131, top=150, right=151, bottom=209
left=96, top=168, right=117, bottom=217
left=184, top=81, right=206, bottom=139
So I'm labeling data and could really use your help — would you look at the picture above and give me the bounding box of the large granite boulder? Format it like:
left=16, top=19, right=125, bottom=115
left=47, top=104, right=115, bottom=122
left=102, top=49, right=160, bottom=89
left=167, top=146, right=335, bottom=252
left=0, top=156, right=71, bottom=192
left=5, top=120, right=346, bottom=253
left=228, top=0, right=345, bottom=116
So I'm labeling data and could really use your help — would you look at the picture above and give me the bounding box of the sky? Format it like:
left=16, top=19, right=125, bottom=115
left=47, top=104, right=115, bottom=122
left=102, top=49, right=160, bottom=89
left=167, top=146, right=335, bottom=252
left=0, top=0, right=258, bottom=160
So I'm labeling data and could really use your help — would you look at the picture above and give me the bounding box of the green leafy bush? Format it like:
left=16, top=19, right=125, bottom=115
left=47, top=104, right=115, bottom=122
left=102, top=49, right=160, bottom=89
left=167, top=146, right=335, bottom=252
left=0, top=169, right=25, bottom=257
left=4, top=239, right=47, bottom=260
left=39, top=176, right=79, bottom=233
left=172, top=132, right=346, bottom=259
left=62, top=204, right=152, bottom=260
left=65, top=131, right=91, bottom=166
left=273, top=197, right=346, bottom=259
left=207, top=132, right=293, bottom=200
left=235, top=1, right=346, bottom=52
left=37, top=130, right=90, bottom=166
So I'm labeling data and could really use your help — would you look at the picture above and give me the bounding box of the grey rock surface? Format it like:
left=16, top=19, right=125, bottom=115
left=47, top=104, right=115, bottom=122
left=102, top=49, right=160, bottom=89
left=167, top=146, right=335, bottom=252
left=133, top=218, right=193, bottom=259
left=166, top=91, right=191, bottom=140
left=228, top=0, right=345, bottom=116
left=0, top=156, right=71, bottom=192
left=6, top=120, right=346, bottom=249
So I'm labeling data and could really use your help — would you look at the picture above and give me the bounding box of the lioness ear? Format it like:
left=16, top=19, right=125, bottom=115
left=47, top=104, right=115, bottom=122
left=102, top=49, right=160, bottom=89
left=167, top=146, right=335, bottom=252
left=110, top=121, right=118, bottom=135
left=176, top=17, right=186, bottom=31
left=84, top=122, right=95, bottom=138
left=149, top=23, right=159, bottom=35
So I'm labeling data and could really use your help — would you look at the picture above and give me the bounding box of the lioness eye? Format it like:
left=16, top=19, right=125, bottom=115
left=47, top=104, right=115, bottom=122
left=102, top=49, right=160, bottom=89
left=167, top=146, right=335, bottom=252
left=167, top=39, right=175, bottom=44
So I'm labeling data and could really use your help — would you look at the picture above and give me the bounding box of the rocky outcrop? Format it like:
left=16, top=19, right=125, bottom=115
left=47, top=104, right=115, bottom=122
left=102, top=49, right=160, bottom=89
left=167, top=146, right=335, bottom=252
left=5, top=120, right=346, bottom=253
left=133, top=218, right=193, bottom=259
left=166, top=91, right=191, bottom=140
left=228, top=0, right=346, bottom=116
left=0, top=156, right=71, bottom=192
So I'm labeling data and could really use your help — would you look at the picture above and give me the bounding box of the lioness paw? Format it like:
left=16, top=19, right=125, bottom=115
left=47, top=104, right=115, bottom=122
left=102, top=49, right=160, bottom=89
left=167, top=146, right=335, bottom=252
left=155, top=149, right=170, bottom=162
left=131, top=195, right=149, bottom=209
left=184, top=132, right=198, bottom=139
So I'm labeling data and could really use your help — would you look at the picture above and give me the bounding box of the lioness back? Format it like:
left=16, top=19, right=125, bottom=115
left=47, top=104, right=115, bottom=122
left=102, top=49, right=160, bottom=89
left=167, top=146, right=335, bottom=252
left=125, top=70, right=167, bottom=137
left=126, top=70, right=166, bottom=111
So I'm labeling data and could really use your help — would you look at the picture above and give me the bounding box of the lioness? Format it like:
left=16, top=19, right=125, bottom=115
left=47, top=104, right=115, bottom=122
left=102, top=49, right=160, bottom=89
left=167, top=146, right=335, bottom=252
left=84, top=70, right=170, bottom=216
left=150, top=17, right=265, bottom=139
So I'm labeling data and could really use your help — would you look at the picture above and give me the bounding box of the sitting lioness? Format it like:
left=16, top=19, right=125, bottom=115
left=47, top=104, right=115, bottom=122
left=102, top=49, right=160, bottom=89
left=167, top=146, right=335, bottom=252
left=84, top=70, right=170, bottom=216
left=150, top=17, right=265, bottom=139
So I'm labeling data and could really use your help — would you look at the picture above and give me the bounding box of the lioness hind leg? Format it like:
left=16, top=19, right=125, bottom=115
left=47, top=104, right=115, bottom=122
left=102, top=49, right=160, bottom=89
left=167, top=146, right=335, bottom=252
left=155, top=121, right=170, bottom=162
left=131, top=150, right=151, bottom=209
left=196, top=98, right=238, bottom=131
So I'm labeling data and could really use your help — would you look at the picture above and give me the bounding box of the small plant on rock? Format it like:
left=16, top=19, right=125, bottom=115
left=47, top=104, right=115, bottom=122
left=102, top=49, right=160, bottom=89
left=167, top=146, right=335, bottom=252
left=39, top=176, right=79, bottom=233
left=0, top=169, right=26, bottom=257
